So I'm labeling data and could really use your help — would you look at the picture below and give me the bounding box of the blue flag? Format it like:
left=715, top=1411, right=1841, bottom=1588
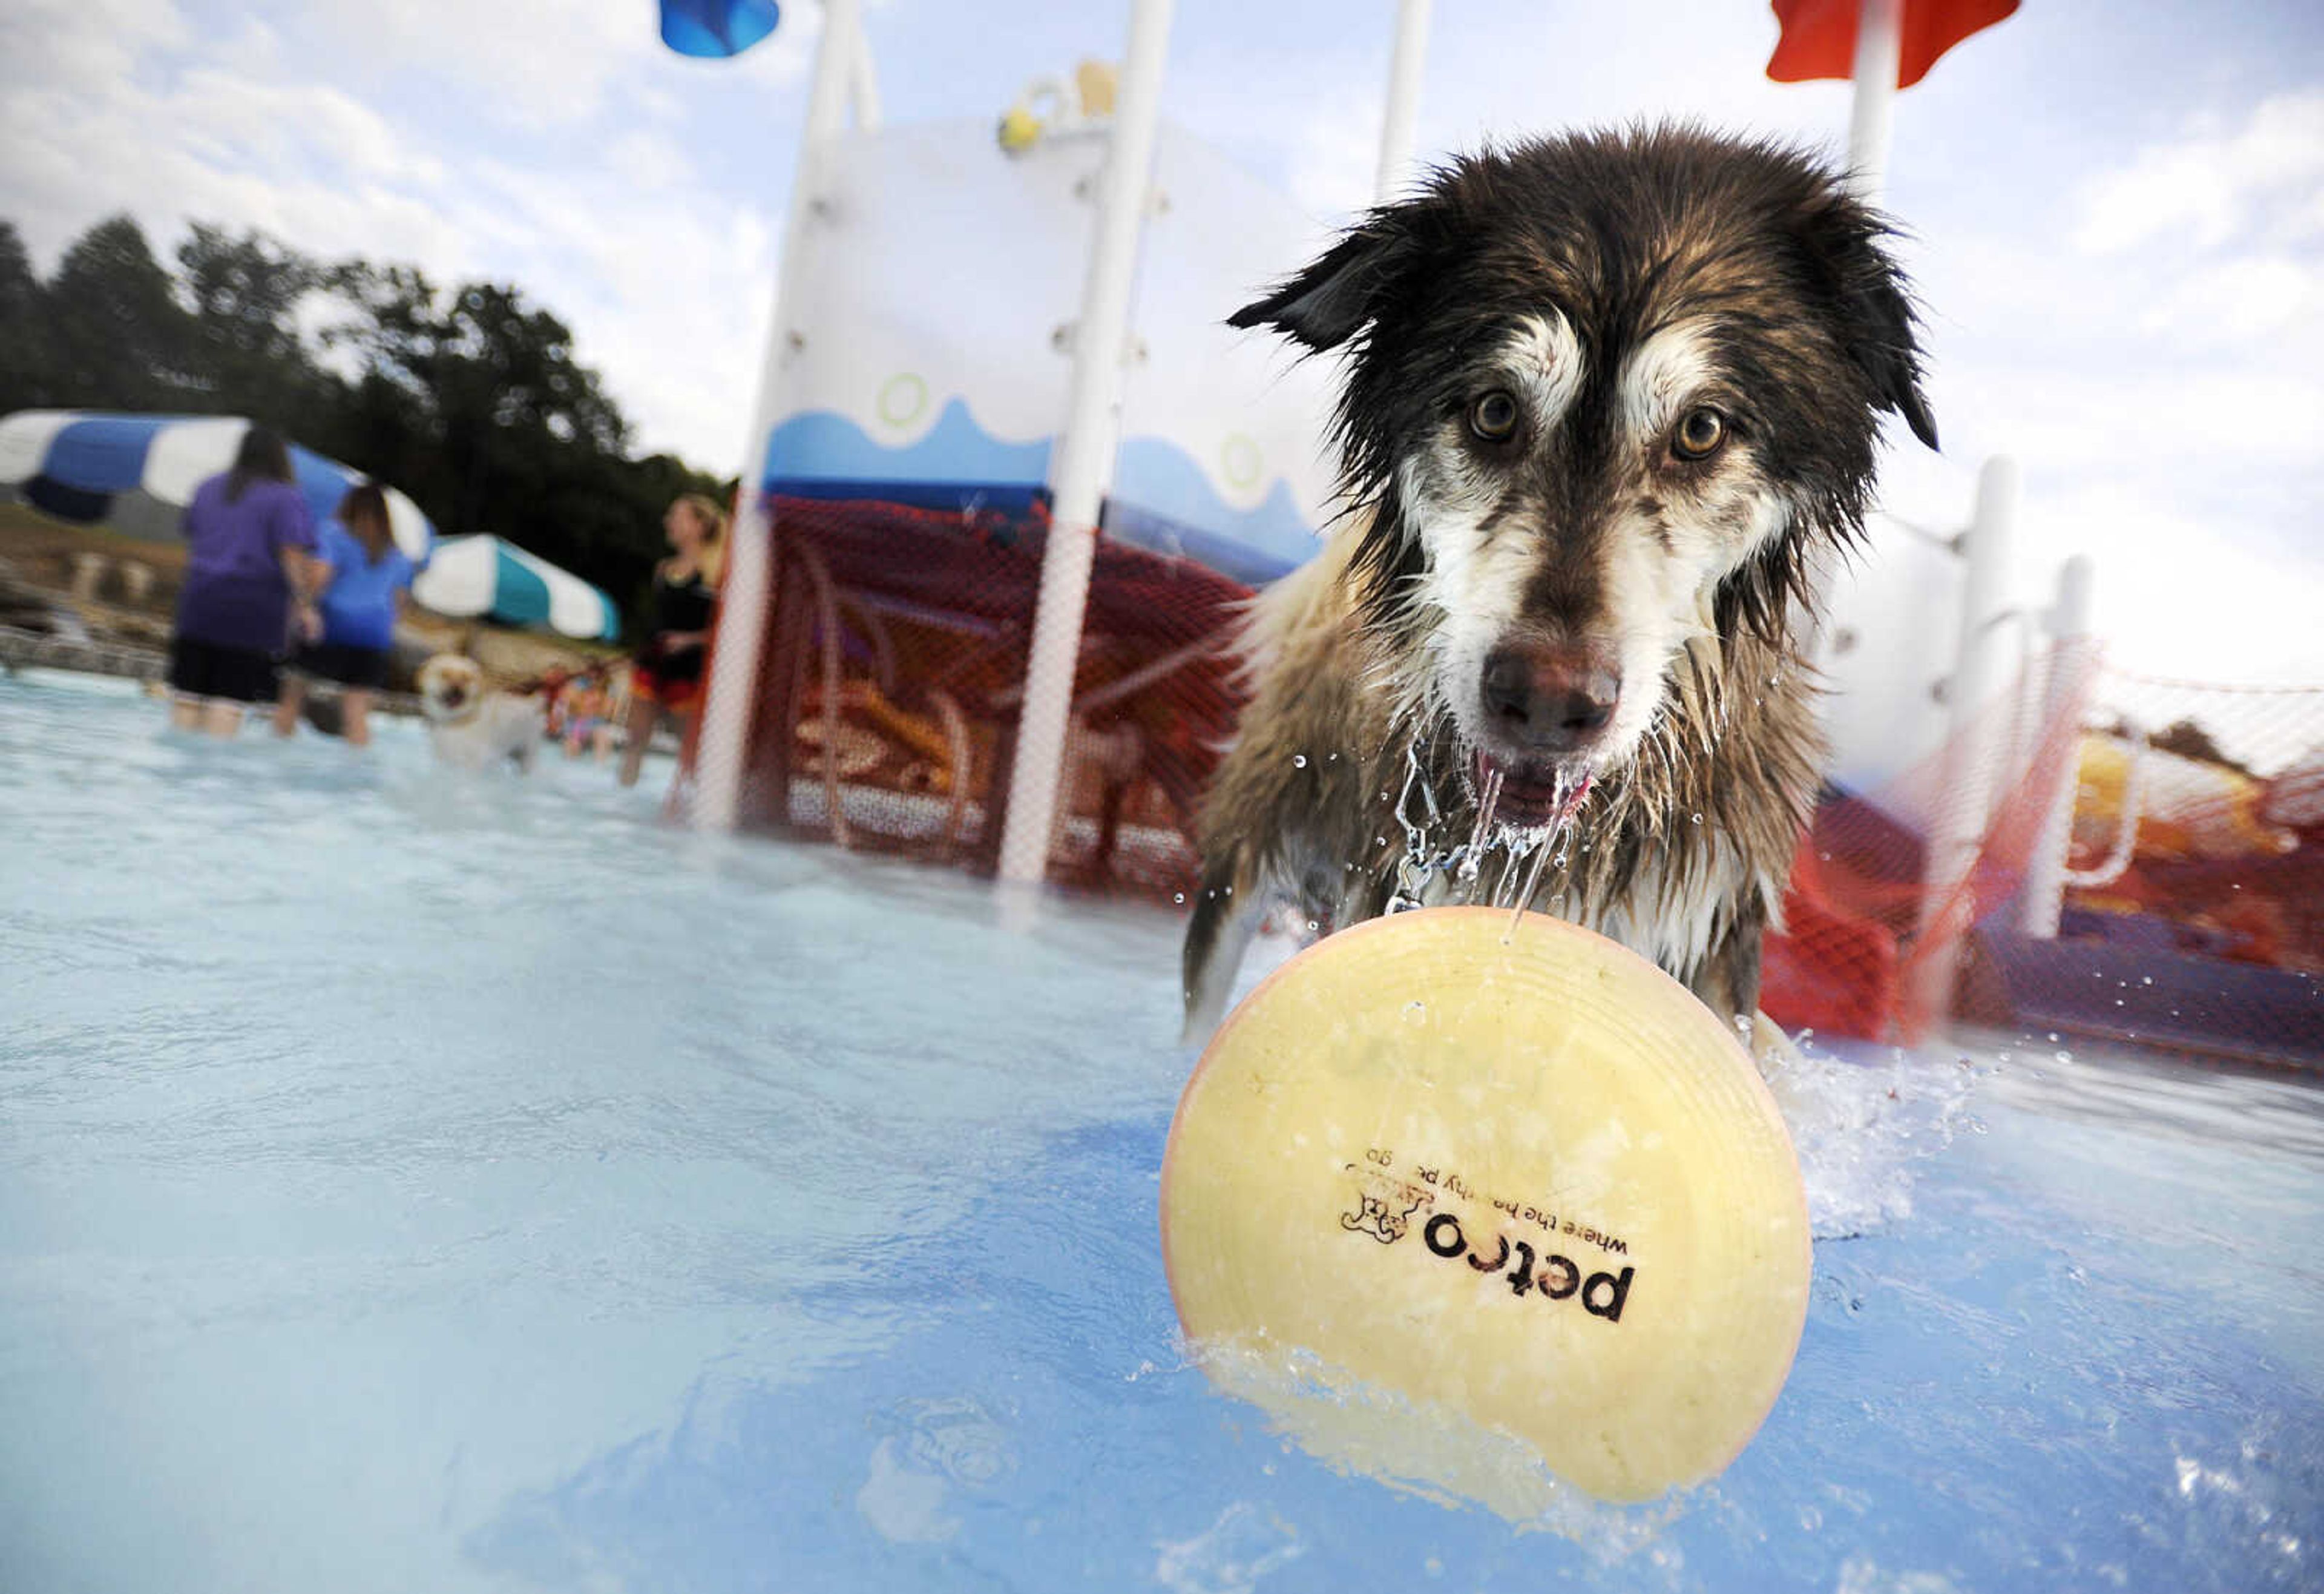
left=658, top=0, right=781, bottom=59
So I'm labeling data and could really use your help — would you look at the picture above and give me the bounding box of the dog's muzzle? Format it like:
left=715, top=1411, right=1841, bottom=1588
left=1480, top=644, right=1620, bottom=755
left=1472, top=643, right=1617, bottom=829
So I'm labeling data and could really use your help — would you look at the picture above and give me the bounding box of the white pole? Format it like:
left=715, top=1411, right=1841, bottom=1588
left=1376, top=0, right=1432, bottom=202
left=2018, top=554, right=2096, bottom=939
left=846, top=4, right=882, bottom=131
left=1909, top=454, right=2018, bottom=1030
left=994, top=0, right=1176, bottom=886
left=694, top=0, right=862, bottom=832
left=1845, top=0, right=1904, bottom=205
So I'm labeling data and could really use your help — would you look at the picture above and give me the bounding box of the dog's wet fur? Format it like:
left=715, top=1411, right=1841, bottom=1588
left=1183, top=125, right=1937, bottom=1038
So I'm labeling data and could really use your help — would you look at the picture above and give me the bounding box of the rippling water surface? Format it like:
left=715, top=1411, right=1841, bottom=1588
left=2, top=669, right=2319, bottom=1593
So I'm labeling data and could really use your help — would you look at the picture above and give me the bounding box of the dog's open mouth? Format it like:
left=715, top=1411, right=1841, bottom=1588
left=1474, top=749, right=1594, bottom=832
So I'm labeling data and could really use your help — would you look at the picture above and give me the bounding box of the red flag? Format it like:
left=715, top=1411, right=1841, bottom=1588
left=1766, top=0, right=2018, bottom=89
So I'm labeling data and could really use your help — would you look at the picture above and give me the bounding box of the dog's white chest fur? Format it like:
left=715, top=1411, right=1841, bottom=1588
left=428, top=697, right=544, bottom=771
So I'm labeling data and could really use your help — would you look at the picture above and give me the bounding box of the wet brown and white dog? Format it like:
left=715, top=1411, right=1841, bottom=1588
left=1183, top=127, right=1937, bottom=1040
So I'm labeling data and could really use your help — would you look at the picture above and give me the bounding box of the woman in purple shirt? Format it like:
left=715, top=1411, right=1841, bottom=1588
left=166, top=426, right=317, bottom=737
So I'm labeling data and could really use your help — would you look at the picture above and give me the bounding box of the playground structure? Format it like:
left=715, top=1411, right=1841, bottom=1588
left=680, top=1, right=2320, bottom=1068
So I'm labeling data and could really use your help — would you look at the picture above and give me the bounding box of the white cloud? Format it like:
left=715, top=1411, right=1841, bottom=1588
left=2029, top=481, right=2324, bottom=685
left=290, top=0, right=818, bottom=133
left=1860, top=88, right=2324, bottom=691
left=2138, top=253, right=2317, bottom=343
left=2074, top=91, right=2324, bottom=256
left=0, top=0, right=189, bottom=90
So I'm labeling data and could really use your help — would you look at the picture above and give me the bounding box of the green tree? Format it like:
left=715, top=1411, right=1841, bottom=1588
left=41, top=215, right=192, bottom=411
left=0, top=221, right=47, bottom=413
left=177, top=224, right=333, bottom=424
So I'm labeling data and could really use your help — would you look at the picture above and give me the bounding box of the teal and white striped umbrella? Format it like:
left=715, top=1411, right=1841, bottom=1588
left=410, top=535, right=621, bottom=641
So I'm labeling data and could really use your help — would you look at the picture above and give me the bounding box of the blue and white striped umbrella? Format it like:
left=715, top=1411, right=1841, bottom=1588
left=410, top=535, right=621, bottom=641
left=0, top=409, right=435, bottom=565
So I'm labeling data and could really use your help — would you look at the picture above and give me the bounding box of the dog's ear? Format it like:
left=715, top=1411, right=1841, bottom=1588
left=1228, top=210, right=1431, bottom=353
left=1793, top=192, right=1939, bottom=452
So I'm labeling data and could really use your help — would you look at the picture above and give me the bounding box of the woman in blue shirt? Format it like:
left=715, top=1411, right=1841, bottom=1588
left=273, top=482, right=413, bottom=747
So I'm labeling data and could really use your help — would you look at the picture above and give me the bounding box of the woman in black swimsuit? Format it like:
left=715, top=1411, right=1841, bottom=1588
left=620, top=493, right=726, bottom=788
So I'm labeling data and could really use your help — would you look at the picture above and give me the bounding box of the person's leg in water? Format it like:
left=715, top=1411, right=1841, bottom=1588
left=169, top=694, right=205, bottom=733
left=271, top=673, right=306, bottom=737
left=342, top=688, right=375, bottom=748
left=619, top=694, right=658, bottom=787
left=200, top=699, right=245, bottom=738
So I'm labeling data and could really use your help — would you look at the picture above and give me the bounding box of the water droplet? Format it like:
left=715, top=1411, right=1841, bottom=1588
left=2141, top=975, right=2155, bottom=986
left=1307, top=920, right=1320, bottom=932
left=1292, top=753, right=1308, bottom=768
left=1173, top=892, right=1184, bottom=904
left=2054, top=1049, right=2073, bottom=1063
left=1690, top=812, right=1702, bottom=825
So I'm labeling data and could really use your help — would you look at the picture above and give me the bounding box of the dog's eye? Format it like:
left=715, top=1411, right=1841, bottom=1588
left=1468, top=390, right=1520, bottom=444
left=1672, top=407, right=1727, bottom=461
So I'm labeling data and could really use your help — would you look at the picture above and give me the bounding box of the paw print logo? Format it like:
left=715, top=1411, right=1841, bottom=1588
left=1339, top=1192, right=1422, bottom=1245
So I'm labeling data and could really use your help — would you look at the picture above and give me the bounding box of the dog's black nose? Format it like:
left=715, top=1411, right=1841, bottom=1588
left=1480, top=647, right=1621, bottom=751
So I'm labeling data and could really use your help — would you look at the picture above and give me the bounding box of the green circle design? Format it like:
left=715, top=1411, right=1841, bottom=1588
left=1220, top=433, right=1263, bottom=490
left=877, top=372, right=928, bottom=429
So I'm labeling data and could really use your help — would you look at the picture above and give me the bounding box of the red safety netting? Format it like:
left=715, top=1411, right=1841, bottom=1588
left=1767, top=651, right=2324, bottom=1067
left=1763, top=639, right=2104, bottom=1042
left=680, top=495, right=1248, bottom=900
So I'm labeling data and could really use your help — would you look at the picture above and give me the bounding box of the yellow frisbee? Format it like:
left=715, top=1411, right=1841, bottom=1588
left=1160, top=907, right=1811, bottom=1503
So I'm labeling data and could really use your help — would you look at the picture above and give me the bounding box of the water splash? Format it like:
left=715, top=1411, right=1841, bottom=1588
left=1761, top=1035, right=1988, bottom=1239
left=1457, top=766, right=1506, bottom=900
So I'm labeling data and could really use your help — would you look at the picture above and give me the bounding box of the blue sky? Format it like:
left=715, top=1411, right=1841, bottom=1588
left=2, top=0, right=2320, bottom=685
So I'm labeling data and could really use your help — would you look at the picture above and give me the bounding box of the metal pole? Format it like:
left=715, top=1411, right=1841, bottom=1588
left=1376, top=0, right=1432, bottom=201
left=695, top=0, right=862, bottom=832
left=1845, top=0, right=1903, bottom=205
left=994, top=0, right=1176, bottom=885
left=1909, top=454, right=2018, bottom=1030
left=2018, top=554, right=2096, bottom=938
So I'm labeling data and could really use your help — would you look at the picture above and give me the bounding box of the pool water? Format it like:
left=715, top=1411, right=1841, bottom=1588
left=2, top=668, right=2319, bottom=1593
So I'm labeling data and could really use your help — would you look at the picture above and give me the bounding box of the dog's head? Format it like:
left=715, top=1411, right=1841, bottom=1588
left=415, top=654, right=487, bottom=725
left=1233, top=127, right=1937, bottom=826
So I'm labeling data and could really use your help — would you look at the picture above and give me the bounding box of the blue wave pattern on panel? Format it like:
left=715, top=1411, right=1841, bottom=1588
left=764, top=400, right=1052, bottom=493
left=763, top=400, right=1320, bottom=584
